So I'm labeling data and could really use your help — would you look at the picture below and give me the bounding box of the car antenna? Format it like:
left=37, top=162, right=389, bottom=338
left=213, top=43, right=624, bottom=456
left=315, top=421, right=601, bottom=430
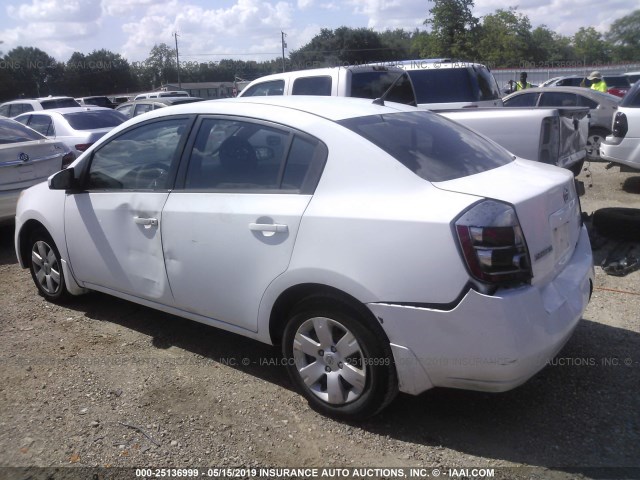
left=372, top=73, right=407, bottom=106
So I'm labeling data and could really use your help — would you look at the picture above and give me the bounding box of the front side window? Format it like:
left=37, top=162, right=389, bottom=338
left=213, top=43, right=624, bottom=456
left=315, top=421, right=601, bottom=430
left=577, top=95, right=598, bottom=109
left=185, top=118, right=324, bottom=192
left=504, top=93, right=539, bottom=107
left=134, top=103, right=153, bottom=116
left=86, top=118, right=189, bottom=190
left=241, top=80, right=285, bottom=97
left=339, top=111, right=513, bottom=182
left=116, top=104, right=133, bottom=117
left=475, top=67, right=501, bottom=101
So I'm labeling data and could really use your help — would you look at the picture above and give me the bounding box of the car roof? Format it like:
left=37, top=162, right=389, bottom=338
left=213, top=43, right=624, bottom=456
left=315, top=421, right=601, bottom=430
left=504, top=86, right=621, bottom=103
left=243, top=65, right=407, bottom=84
left=391, top=59, right=486, bottom=70
left=124, top=96, right=418, bottom=124
left=16, top=106, right=114, bottom=116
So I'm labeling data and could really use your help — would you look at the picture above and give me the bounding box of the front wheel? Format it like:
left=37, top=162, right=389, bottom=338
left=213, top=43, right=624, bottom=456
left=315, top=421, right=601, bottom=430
left=29, top=229, right=69, bottom=302
left=282, top=297, right=397, bottom=420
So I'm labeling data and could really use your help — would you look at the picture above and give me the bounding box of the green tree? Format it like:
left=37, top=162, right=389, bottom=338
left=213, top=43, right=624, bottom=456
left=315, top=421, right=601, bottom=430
left=145, top=43, right=178, bottom=87
left=2, top=46, right=63, bottom=97
left=477, top=8, right=533, bottom=68
left=530, top=26, right=574, bottom=64
left=424, top=0, right=479, bottom=59
left=66, top=49, right=137, bottom=95
left=573, top=27, right=609, bottom=64
left=606, top=10, right=640, bottom=61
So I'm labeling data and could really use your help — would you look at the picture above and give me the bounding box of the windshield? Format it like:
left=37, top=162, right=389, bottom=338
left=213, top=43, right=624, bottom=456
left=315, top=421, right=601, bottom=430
left=339, top=111, right=513, bottom=182
left=0, top=118, right=45, bottom=144
left=63, top=110, right=127, bottom=130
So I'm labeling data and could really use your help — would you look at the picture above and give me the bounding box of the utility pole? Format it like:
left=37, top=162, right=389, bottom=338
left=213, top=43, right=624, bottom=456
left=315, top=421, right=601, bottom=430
left=281, top=31, right=287, bottom=72
left=174, top=32, right=181, bottom=89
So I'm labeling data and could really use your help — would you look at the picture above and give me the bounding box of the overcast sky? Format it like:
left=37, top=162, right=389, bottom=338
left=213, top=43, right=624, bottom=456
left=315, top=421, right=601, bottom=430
left=0, top=0, right=635, bottom=63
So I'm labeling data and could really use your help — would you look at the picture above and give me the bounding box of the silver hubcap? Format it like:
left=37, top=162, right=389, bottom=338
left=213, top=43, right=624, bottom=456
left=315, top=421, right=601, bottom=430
left=587, top=134, right=603, bottom=160
left=31, top=240, right=61, bottom=295
left=293, top=317, right=367, bottom=405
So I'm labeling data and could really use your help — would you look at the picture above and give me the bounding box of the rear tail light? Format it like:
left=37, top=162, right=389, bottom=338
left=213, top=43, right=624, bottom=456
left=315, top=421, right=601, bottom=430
left=75, top=143, right=93, bottom=152
left=61, top=152, right=75, bottom=169
left=611, top=112, right=628, bottom=138
left=455, top=200, right=532, bottom=288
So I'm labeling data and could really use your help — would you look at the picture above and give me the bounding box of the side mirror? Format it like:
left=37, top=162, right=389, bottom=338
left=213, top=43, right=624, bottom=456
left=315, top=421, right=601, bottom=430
left=49, top=168, right=78, bottom=190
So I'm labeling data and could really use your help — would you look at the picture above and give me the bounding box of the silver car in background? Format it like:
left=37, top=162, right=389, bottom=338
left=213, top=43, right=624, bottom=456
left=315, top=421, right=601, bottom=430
left=0, top=117, right=74, bottom=224
left=14, top=107, right=127, bottom=156
left=503, top=86, right=620, bottom=161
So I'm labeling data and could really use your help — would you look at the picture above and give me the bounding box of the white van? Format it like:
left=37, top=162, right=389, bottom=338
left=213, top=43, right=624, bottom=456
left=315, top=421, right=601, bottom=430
left=238, top=65, right=416, bottom=105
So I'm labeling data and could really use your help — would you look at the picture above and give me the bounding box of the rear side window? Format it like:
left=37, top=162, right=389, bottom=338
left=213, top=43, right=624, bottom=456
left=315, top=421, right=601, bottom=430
left=407, top=69, right=475, bottom=103
left=350, top=71, right=415, bottom=105
left=292, top=76, right=332, bottom=96
left=40, top=98, right=80, bottom=109
left=28, top=114, right=55, bottom=136
left=184, top=118, right=325, bottom=193
left=63, top=110, right=126, bottom=130
left=0, top=105, right=10, bottom=117
left=116, top=104, right=133, bottom=117
left=539, top=92, right=578, bottom=107
left=134, top=104, right=153, bottom=116
left=339, top=111, right=513, bottom=182
left=504, top=93, right=539, bottom=107
left=577, top=95, right=598, bottom=109
left=241, top=80, right=285, bottom=97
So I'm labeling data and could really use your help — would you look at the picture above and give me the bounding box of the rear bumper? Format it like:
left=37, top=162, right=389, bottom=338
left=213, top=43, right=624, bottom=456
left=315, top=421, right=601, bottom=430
left=601, top=136, right=640, bottom=170
left=368, top=224, right=594, bottom=395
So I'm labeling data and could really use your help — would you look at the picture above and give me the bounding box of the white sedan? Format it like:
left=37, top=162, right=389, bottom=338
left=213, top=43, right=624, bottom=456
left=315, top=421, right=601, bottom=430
left=14, top=107, right=127, bottom=157
left=601, top=80, right=640, bottom=169
left=14, top=96, right=594, bottom=419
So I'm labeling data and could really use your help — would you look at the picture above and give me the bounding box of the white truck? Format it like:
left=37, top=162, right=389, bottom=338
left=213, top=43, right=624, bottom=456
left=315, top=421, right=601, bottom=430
left=239, top=61, right=588, bottom=174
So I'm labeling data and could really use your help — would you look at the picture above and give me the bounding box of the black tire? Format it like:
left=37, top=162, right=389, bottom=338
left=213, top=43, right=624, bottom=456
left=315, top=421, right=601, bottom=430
left=282, top=295, right=397, bottom=420
left=586, top=127, right=609, bottom=162
left=28, top=228, right=70, bottom=302
left=569, top=158, right=585, bottom=177
left=593, top=208, right=640, bottom=241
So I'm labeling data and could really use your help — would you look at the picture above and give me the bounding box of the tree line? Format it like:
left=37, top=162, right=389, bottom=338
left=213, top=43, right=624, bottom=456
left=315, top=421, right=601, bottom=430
left=0, top=2, right=638, bottom=102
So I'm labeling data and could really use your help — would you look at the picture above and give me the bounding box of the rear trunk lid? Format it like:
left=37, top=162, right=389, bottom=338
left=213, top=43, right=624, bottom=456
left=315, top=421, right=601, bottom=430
left=434, top=159, right=583, bottom=285
left=0, top=140, right=66, bottom=191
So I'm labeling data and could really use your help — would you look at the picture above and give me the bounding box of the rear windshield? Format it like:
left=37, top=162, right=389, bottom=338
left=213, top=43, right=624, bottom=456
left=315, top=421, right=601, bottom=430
left=82, top=97, right=112, bottom=107
left=40, top=98, right=80, bottom=109
left=338, top=111, right=513, bottom=182
left=407, top=69, right=477, bottom=103
left=350, top=71, right=416, bottom=105
left=62, top=110, right=127, bottom=130
left=0, top=118, right=45, bottom=144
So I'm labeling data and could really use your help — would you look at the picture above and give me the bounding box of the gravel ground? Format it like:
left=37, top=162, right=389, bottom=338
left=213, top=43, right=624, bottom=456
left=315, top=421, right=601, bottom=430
left=0, top=160, right=639, bottom=480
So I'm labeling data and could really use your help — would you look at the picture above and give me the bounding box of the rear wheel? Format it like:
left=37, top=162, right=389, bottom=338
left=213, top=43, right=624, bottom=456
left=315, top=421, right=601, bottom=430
left=29, top=229, right=69, bottom=302
left=586, top=128, right=609, bottom=162
left=282, top=296, right=397, bottom=420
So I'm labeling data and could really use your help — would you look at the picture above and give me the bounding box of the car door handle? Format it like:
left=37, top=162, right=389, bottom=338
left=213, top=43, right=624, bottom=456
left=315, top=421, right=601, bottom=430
left=134, top=216, right=158, bottom=228
left=248, top=223, right=288, bottom=233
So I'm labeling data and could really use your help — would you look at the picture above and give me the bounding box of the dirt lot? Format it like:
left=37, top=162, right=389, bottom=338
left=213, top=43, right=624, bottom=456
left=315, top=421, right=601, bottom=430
left=0, top=161, right=639, bottom=480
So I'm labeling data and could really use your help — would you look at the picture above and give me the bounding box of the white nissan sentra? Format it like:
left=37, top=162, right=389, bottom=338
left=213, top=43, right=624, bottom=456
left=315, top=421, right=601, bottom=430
left=14, top=96, right=594, bottom=419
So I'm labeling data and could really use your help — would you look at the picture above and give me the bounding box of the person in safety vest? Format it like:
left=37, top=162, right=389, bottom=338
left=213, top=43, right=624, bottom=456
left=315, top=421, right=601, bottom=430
left=515, top=72, right=532, bottom=91
left=588, top=71, right=608, bottom=92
